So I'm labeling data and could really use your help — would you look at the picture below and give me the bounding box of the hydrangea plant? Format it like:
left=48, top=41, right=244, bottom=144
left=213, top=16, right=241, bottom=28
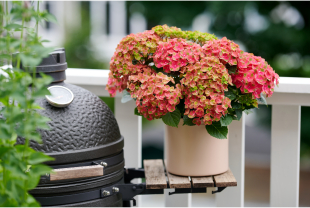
left=106, top=25, right=279, bottom=139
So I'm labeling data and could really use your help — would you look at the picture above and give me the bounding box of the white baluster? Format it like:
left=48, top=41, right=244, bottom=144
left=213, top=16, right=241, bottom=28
left=270, top=105, right=300, bottom=207
left=90, top=1, right=107, bottom=37
left=115, top=98, right=142, bottom=206
left=109, top=1, right=127, bottom=36
left=216, top=114, right=245, bottom=207
left=164, top=127, right=192, bottom=207
left=164, top=189, right=192, bottom=207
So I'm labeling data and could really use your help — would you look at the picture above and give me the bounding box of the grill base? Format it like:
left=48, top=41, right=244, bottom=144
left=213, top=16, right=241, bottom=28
left=56, top=193, right=122, bottom=207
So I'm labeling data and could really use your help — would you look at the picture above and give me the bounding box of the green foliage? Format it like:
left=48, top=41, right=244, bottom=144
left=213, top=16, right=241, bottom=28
left=183, top=115, right=195, bottom=126
left=99, top=97, right=115, bottom=114
left=226, top=65, right=237, bottom=74
left=162, top=108, right=181, bottom=127
left=256, top=93, right=267, bottom=106
left=134, top=107, right=142, bottom=116
left=223, top=85, right=259, bottom=122
left=0, top=2, right=55, bottom=206
left=63, top=2, right=108, bottom=69
left=205, top=121, right=228, bottom=139
left=121, top=89, right=133, bottom=103
left=220, top=114, right=233, bottom=126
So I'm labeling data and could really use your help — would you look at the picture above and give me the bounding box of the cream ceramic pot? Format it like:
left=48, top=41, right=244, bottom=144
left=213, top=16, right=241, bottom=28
left=165, top=121, right=228, bottom=176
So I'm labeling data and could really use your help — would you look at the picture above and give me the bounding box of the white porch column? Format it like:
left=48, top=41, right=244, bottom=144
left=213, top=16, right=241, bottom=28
left=109, top=1, right=126, bottom=36
left=164, top=127, right=192, bottom=207
left=90, top=1, right=107, bottom=37
left=270, top=105, right=300, bottom=207
left=216, top=114, right=245, bottom=207
left=115, top=98, right=142, bottom=206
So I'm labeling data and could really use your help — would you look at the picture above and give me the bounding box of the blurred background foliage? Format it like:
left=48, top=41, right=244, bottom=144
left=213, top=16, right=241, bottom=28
left=64, top=2, right=109, bottom=69
left=63, top=1, right=310, bottom=157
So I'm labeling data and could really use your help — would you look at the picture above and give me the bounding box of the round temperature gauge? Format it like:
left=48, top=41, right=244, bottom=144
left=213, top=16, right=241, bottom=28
left=45, top=86, right=74, bottom=108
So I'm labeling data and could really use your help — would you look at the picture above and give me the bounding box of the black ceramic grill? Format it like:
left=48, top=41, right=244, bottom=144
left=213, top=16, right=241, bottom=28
left=17, top=49, right=125, bottom=206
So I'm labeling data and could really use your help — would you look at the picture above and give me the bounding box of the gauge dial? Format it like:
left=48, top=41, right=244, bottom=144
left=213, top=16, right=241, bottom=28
left=45, top=86, right=74, bottom=108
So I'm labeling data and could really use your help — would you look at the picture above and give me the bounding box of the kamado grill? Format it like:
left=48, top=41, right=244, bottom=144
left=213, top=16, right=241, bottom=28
left=16, top=49, right=125, bottom=206
left=19, top=49, right=237, bottom=207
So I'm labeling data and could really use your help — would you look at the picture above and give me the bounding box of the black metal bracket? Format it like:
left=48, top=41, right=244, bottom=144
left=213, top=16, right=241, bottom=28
left=212, top=187, right=227, bottom=194
left=115, top=183, right=163, bottom=206
left=169, top=187, right=207, bottom=195
left=124, top=168, right=145, bottom=183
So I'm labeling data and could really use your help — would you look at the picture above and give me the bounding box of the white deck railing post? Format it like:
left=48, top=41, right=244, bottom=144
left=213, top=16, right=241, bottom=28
left=270, top=105, right=301, bottom=207
left=164, top=127, right=192, bottom=207
left=216, top=114, right=245, bottom=207
left=115, top=98, right=142, bottom=206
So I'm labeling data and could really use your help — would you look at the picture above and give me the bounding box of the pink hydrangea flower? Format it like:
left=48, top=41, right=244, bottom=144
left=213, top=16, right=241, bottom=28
left=154, top=38, right=203, bottom=72
left=180, top=57, right=232, bottom=125
left=232, top=52, right=280, bottom=98
left=106, top=30, right=161, bottom=96
left=203, top=37, right=279, bottom=99
left=127, top=66, right=182, bottom=120
left=202, top=37, right=242, bottom=66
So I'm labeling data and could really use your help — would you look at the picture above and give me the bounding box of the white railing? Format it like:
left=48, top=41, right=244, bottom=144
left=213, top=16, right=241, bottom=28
left=66, top=68, right=310, bottom=207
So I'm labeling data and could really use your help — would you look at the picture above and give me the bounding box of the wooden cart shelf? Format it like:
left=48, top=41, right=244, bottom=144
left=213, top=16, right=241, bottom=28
left=144, top=159, right=237, bottom=190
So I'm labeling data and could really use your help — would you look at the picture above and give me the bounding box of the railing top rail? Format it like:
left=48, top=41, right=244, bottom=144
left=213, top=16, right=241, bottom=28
left=66, top=68, right=310, bottom=94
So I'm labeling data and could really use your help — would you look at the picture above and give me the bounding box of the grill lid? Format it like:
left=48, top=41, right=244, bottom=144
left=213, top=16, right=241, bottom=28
left=16, top=49, right=124, bottom=165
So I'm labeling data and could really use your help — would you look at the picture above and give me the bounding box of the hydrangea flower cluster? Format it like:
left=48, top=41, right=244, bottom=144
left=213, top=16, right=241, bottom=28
left=154, top=38, right=203, bottom=72
left=152, top=25, right=217, bottom=45
left=107, top=30, right=160, bottom=96
left=180, top=57, right=232, bottom=125
left=232, top=52, right=280, bottom=98
left=152, top=25, right=184, bottom=39
left=127, top=66, right=182, bottom=120
left=106, top=25, right=279, bottom=138
left=203, top=37, right=242, bottom=66
left=204, top=37, right=279, bottom=99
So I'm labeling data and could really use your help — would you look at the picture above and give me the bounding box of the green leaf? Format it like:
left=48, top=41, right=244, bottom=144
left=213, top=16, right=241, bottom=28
left=257, top=93, right=267, bottom=105
left=32, top=87, right=50, bottom=98
left=0, top=123, right=12, bottom=139
left=232, top=115, right=239, bottom=120
left=134, top=107, right=141, bottom=116
left=0, top=146, right=12, bottom=158
left=231, top=101, right=241, bottom=109
left=19, top=53, right=42, bottom=67
left=42, top=13, right=57, bottom=23
left=28, top=152, right=54, bottom=165
left=220, top=114, right=233, bottom=126
left=26, top=173, right=41, bottom=191
left=235, top=109, right=242, bottom=120
left=30, top=164, right=52, bottom=176
left=226, top=65, right=237, bottom=74
left=24, top=195, right=40, bottom=207
left=176, top=99, right=185, bottom=114
left=162, top=108, right=181, bottom=127
left=151, top=65, right=164, bottom=73
left=30, top=45, right=55, bottom=58
left=121, top=90, right=133, bottom=103
left=205, top=121, right=228, bottom=139
left=4, top=23, right=22, bottom=30
left=224, top=90, right=236, bottom=100
left=244, top=109, right=253, bottom=115
left=0, top=54, right=12, bottom=60
left=183, top=115, right=195, bottom=126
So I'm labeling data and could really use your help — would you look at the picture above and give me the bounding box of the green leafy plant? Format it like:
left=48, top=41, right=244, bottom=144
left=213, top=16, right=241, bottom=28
left=0, top=2, right=57, bottom=206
